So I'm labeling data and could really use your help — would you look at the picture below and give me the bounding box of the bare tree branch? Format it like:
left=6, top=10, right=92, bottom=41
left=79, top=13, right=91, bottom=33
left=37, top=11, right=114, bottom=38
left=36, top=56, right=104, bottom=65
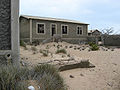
left=102, top=27, right=114, bottom=35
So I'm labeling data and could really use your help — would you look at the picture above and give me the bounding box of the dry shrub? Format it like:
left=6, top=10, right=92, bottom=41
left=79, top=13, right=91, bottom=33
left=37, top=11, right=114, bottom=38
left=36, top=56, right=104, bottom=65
left=0, top=65, right=29, bottom=90
left=56, top=49, right=67, bottom=54
left=0, top=64, right=67, bottom=90
left=40, top=49, right=49, bottom=57
left=31, top=46, right=37, bottom=51
left=33, top=64, right=67, bottom=90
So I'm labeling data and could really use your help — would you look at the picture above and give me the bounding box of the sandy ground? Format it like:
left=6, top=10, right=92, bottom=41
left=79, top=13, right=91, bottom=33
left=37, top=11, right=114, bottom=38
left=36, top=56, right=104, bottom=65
left=20, top=42, right=120, bottom=90
left=60, top=48, right=120, bottom=90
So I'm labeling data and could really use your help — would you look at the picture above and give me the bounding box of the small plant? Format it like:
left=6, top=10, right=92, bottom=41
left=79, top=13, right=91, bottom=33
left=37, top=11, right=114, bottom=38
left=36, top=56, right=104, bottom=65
left=20, top=40, right=26, bottom=48
left=62, top=55, right=66, bottom=58
left=42, top=51, right=48, bottom=57
left=40, top=49, right=49, bottom=57
left=67, top=54, right=70, bottom=57
left=31, top=46, right=37, bottom=51
left=88, top=42, right=99, bottom=51
left=56, top=49, right=67, bottom=54
left=33, top=51, right=37, bottom=54
left=40, top=49, right=43, bottom=53
left=111, top=49, right=114, bottom=51
left=69, top=46, right=73, bottom=48
left=53, top=44, right=56, bottom=47
left=74, top=48, right=77, bottom=50
left=32, top=40, right=40, bottom=46
left=46, top=45, right=50, bottom=49
left=57, top=45, right=60, bottom=49
left=90, top=44, right=99, bottom=51
left=88, top=42, right=95, bottom=46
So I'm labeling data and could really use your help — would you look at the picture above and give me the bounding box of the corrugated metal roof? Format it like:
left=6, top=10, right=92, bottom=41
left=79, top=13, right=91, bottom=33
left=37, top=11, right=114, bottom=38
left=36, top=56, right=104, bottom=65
left=20, top=15, right=89, bottom=25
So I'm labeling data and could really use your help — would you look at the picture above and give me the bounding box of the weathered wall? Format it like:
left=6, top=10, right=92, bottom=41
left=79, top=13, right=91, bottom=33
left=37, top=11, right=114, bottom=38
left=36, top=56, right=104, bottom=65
left=0, top=0, right=11, bottom=50
left=103, top=35, right=120, bottom=46
left=87, top=36, right=102, bottom=43
left=20, top=17, right=30, bottom=42
left=0, top=0, right=19, bottom=65
left=20, top=18, right=88, bottom=43
left=31, top=19, right=88, bottom=39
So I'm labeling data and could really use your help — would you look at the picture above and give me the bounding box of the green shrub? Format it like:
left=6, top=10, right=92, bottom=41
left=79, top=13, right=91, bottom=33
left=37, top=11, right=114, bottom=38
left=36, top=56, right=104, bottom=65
left=56, top=49, right=67, bottom=54
left=90, top=44, right=99, bottom=51
left=20, top=40, right=26, bottom=48
left=88, top=42, right=95, bottom=46
left=88, top=42, right=99, bottom=51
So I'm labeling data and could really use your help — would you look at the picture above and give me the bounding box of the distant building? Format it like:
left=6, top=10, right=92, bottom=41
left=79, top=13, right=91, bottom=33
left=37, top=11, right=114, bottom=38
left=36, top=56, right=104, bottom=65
left=88, top=29, right=102, bottom=36
left=20, top=15, right=89, bottom=44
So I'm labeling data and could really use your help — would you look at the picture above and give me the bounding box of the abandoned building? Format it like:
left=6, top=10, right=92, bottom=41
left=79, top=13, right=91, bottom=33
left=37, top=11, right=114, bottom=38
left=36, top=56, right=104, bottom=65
left=88, top=29, right=102, bottom=36
left=87, top=29, right=102, bottom=43
left=20, top=15, right=89, bottom=44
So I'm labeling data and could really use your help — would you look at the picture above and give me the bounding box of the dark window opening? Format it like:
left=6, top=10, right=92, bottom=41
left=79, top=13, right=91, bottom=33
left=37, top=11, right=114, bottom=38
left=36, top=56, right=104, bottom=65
left=37, top=24, right=45, bottom=34
left=77, top=27, right=83, bottom=35
left=62, top=25, right=68, bottom=34
left=51, top=24, right=56, bottom=36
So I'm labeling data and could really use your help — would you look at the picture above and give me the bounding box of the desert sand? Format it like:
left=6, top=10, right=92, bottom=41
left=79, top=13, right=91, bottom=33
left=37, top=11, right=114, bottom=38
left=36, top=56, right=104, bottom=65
left=20, top=42, right=120, bottom=90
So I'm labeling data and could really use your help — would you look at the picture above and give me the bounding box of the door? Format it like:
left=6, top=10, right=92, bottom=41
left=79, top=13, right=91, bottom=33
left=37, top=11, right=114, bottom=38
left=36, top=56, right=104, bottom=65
left=51, top=24, right=57, bottom=36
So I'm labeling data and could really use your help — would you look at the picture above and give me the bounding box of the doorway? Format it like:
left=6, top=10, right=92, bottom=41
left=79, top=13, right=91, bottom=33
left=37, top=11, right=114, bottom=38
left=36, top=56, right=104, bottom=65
left=51, top=24, right=57, bottom=36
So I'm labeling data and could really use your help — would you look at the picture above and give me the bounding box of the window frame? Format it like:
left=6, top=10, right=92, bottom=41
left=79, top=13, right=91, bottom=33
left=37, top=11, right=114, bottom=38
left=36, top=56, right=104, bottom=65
left=36, top=23, right=46, bottom=35
left=76, top=26, right=83, bottom=35
left=61, top=24, right=69, bottom=35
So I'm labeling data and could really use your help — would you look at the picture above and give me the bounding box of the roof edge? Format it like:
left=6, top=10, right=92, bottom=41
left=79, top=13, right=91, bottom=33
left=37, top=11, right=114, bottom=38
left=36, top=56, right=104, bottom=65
left=20, top=15, right=89, bottom=25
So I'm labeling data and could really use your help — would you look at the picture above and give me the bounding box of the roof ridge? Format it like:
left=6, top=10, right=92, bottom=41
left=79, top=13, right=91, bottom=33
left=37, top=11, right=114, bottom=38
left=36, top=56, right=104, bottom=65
left=20, top=15, right=89, bottom=25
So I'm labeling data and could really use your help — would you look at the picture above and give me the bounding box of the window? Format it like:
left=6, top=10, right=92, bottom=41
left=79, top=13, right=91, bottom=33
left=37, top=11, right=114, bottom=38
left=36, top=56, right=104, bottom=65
left=62, top=25, right=68, bottom=34
left=37, top=24, right=45, bottom=34
left=77, top=26, right=83, bottom=35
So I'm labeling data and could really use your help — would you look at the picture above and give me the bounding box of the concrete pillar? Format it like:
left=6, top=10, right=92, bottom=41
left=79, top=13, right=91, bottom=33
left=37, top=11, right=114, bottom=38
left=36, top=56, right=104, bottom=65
left=0, top=0, right=19, bottom=65
left=30, top=19, right=33, bottom=43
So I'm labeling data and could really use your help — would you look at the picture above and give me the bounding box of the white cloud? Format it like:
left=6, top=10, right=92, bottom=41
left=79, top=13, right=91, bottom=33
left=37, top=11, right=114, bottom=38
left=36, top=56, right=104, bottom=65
left=20, top=0, right=120, bottom=32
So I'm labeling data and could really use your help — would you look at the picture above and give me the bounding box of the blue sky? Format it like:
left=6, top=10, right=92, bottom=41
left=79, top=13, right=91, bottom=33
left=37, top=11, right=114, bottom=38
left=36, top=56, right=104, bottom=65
left=20, top=0, right=120, bottom=34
